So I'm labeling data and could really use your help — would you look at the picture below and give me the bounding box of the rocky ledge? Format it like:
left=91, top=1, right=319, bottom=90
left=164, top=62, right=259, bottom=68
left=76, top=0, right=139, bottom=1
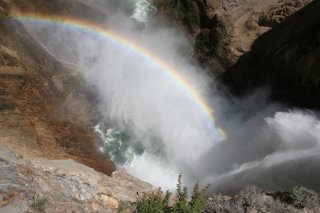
left=0, top=144, right=153, bottom=212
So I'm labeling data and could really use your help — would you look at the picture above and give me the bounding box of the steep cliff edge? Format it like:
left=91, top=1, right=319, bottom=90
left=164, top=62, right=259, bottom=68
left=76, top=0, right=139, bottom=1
left=0, top=1, right=115, bottom=175
left=221, top=1, right=320, bottom=108
left=0, top=144, right=152, bottom=212
left=153, top=0, right=312, bottom=72
left=154, top=0, right=319, bottom=108
left=0, top=0, right=155, bottom=211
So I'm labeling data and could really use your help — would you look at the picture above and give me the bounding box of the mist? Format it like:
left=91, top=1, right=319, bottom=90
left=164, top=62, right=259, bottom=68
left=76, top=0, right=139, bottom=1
left=19, top=0, right=320, bottom=193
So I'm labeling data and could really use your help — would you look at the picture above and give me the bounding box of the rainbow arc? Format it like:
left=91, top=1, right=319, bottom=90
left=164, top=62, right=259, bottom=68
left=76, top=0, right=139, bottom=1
left=12, top=12, right=226, bottom=142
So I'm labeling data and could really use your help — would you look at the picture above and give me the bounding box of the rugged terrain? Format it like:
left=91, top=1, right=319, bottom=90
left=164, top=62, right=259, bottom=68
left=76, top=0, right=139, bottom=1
left=0, top=0, right=320, bottom=212
left=153, top=0, right=312, bottom=71
left=221, top=0, right=320, bottom=108
left=0, top=144, right=152, bottom=212
left=0, top=0, right=154, bottom=212
left=154, top=0, right=319, bottom=108
left=0, top=0, right=115, bottom=175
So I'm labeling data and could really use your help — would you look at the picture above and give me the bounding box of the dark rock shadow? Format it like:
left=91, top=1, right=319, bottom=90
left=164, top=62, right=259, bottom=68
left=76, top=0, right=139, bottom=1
left=220, top=1, right=320, bottom=109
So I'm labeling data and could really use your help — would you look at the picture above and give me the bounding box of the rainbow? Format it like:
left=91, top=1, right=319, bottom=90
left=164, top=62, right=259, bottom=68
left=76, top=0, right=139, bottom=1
left=12, top=12, right=226, bottom=142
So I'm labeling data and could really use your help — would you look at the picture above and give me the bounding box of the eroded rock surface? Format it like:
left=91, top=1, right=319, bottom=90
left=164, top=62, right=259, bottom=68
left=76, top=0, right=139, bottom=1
left=0, top=144, right=153, bottom=212
left=0, top=0, right=115, bottom=175
left=221, top=0, right=320, bottom=107
left=154, top=0, right=313, bottom=71
left=0, top=1, right=156, bottom=211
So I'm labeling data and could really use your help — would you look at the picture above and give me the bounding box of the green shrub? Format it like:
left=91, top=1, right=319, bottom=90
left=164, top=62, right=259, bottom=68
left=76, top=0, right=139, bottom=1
left=135, top=174, right=208, bottom=213
left=172, top=174, right=190, bottom=212
left=190, top=181, right=208, bottom=213
left=30, top=196, right=47, bottom=213
left=136, top=188, right=167, bottom=213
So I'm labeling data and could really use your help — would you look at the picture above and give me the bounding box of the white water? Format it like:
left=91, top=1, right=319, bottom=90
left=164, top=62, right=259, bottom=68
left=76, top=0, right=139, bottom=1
left=94, top=123, right=179, bottom=190
left=129, top=0, right=157, bottom=22
left=20, top=0, right=320, bottom=193
left=125, top=153, right=178, bottom=189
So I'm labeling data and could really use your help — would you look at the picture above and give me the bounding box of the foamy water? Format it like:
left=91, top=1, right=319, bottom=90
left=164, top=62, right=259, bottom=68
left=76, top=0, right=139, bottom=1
left=94, top=123, right=178, bottom=190
left=18, top=0, right=320, bottom=193
left=129, top=0, right=157, bottom=22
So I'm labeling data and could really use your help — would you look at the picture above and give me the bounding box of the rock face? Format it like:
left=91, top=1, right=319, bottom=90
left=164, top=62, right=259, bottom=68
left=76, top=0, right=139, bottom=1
left=154, top=0, right=319, bottom=107
left=204, top=185, right=320, bottom=213
left=0, top=0, right=115, bottom=175
left=0, top=1, right=156, bottom=211
left=154, top=0, right=312, bottom=71
left=0, top=144, right=153, bottom=212
left=221, top=0, right=320, bottom=108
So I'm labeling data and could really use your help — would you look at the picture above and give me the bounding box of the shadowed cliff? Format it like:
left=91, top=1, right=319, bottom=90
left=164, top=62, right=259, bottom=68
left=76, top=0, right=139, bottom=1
left=221, top=0, right=320, bottom=108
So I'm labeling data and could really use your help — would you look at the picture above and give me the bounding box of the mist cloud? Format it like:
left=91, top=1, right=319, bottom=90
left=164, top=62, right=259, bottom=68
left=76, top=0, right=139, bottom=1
left=19, top=0, right=320, bottom=192
left=199, top=110, right=320, bottom=194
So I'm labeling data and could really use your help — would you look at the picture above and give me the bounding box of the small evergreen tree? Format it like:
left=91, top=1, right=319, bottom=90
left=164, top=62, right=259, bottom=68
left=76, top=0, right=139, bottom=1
left=135, top=174, right=208, bottom=213
left=180, top=186, right=191, bottom=212
left=190, top=181, right=208, bottom=213
left=163, top=190, right=171, bottom=209
left=172, top=174, right=190, bottom=212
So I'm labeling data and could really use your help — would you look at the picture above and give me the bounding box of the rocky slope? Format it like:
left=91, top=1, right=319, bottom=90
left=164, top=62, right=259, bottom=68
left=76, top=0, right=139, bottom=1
left=153, top=0, right=312, bottom=72
left=0, top=144, right=152, bottom=212
left=0, top=0, right=155, bottom=211
left=204, top=185, right=319, bottom=213
left=0, top=0, right=115, bottom=175
left=154, top=0, right=319, bottom=108
left=221, top=0, right=320, bottom=108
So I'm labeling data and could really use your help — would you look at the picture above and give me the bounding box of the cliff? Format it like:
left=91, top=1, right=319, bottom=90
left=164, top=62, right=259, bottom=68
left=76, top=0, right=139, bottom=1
left=0, top=144, right=152, bottom=212
left=221, top=0, right=320, bottom=108
left=153, top=0, right=312, bottom=72
left=0, top=0, right=115, bottom=175
left=1, top=0, right=320, bottom=211
left=154, top=0, right=319, bottom=108
left=0, top=0, right=153, bottom=211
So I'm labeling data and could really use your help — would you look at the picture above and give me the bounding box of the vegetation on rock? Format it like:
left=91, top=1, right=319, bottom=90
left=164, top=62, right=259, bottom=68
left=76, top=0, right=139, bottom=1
left=205, top=185, right=320, bottom=212
left=30, top=196, right=48, bottom=213
left=132, top=179, right=320, bottom=213
left=135, top=174, right=208, bottom=213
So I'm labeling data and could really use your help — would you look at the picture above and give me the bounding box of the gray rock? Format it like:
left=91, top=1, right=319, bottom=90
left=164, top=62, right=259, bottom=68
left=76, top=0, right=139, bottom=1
left=0, top=144, right=26, bottom=165
left=0, top=145, right=153, bottom=212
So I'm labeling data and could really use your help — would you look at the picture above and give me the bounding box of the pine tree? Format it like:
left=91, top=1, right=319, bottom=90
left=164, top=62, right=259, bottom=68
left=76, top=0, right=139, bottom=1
left=172, top=174, right=191, bottom=213
left=190, top=181, right=208, bottom=213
